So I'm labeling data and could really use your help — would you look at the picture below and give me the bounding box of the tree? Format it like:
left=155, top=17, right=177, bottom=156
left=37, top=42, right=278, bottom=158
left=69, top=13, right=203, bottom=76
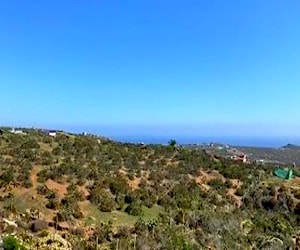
left=168, top=139, right=177, bottom=147
left=125, top=201, right=143, bottom=216
left=90, top=188, right=116, bottom=212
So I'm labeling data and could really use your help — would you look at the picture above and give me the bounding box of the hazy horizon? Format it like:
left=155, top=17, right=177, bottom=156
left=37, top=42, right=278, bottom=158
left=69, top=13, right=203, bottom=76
left=3, top=123, right=300, bottom=148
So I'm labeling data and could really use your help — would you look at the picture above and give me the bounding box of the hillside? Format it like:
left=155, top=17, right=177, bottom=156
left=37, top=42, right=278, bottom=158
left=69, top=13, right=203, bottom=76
left=282, top=144, right=300, bottom=150
left=237, top=145, right=300, bottom=165
left=1, top=128, right=300, bottom=249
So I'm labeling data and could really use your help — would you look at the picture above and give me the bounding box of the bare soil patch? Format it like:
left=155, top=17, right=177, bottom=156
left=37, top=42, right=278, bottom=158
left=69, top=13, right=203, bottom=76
left=45, top=179, right=68, bottom=197
left=227, top=179, right=243, bottom=208
left=195, top=169, right=226, bottom=184
left=128, top=177, right=142, bottom=190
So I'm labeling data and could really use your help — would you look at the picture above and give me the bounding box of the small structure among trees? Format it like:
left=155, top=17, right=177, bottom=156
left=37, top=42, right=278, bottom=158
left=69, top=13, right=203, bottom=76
left=48, top=131, right=57, bottom=137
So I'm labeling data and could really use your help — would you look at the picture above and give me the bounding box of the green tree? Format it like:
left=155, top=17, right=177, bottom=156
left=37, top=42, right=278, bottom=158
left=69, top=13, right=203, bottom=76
left=90, top=188, right=116, bottom=212
left=125, top=201, right=143, bottom=216
left=168, top=139, right=177, bottom=147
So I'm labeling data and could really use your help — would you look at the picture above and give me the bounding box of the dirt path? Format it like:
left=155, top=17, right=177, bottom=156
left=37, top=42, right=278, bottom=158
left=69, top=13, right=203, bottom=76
left=30, top=165, right=39, bottom=190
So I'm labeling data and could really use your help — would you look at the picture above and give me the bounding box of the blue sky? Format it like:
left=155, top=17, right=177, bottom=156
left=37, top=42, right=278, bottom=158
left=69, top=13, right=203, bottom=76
left=1, top=1, right=300, bottom=138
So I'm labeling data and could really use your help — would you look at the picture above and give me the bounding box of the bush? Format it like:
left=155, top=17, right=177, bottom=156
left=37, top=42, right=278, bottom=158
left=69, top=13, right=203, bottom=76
left=157, top=195, right=176, bottom=209
left=125, top=201, right=143, bottom=216
left=46, top=197, right=59, bottom=209
left=20, top=139, right=40, bottom=149
left=55, top=209, right=72, bottom=222
left=1, top=171, right=14, bottom=186
left=207, top=179, right=227, bottom=195
left=37, top=184, right=49, bottom=195
left=116, top=193, right=125, bottom=210
left=90, top=189, right=116, bottom=212
left=225, top=179, right=234, bottom=188
left=3, top=235, right=20, bottom=250
left=30, top=219, right=48, bottom=232
left=235, top=187, right=246, bottom=196
left=124, top=192, right=137, bottom=204
left=109, top=178, right=128, bottom=195
left=115, top=225, right=133, bottom=238
left=73, top=205, right=83, bottom=219
left=37, top=230, right=49, bottom=237
left=23, top=179, right=32, bottom=188
left=140, top=190, right=156, bottom=208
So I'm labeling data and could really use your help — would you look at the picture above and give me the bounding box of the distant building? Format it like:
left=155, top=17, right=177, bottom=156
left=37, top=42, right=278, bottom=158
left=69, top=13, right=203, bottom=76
left=10, top=128, right=25, bottom=134
left=48, top=131, right=57, bottom=137
left=231, top=154, right=248, bottom=163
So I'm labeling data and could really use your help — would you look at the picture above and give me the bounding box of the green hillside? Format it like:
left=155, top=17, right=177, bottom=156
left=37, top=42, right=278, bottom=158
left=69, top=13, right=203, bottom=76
left=1, top=128, right=300, bottom=249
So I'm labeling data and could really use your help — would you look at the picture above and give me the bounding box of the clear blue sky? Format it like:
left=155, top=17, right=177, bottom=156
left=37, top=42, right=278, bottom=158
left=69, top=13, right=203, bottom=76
left=1, top=1, right=300, bottom=138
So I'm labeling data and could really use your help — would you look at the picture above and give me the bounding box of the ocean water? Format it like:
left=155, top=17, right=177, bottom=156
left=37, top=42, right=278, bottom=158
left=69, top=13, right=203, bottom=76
left=109, top=135, right=300, bottom=148
left=61, top=125, right=300, bottom=148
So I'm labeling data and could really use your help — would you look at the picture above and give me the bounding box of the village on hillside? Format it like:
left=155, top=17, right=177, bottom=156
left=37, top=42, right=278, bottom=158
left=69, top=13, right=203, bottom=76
left=184, top=142, right=300, bottom=166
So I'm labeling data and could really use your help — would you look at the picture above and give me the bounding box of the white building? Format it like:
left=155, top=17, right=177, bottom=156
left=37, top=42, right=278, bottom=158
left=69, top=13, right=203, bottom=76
left=48, top=131, right=57, bottom=137
left=11, top=128, right=25, bottom=134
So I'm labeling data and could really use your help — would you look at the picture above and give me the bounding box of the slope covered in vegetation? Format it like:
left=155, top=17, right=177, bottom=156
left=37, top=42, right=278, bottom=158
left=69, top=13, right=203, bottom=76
left=1, top=128, right=300, bottom=249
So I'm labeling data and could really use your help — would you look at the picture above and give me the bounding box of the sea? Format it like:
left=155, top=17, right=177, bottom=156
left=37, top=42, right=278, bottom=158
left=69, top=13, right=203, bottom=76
left=61, top=126, right=300, bottom=148
left=107, top=135, right=300, bottom=148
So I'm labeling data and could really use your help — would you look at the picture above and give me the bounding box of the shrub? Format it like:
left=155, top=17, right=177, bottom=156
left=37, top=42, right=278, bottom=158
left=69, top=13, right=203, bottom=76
left=23, top=179, right=32, bottom=188
left=20, top=139, right=40, bottom=149
left=72, top=205, right=84, bottom=219
left=140, top=190, right=156, bottom=208
left=124, top=192, right=137, bottom=204
left=90, top=189, right=116, bottom=212
left=46, top=197, right=59, bottom=209
left=116, top=193, right=125, bottom=210
left=3, top=235, right=20, bottom=250
left=125, top=201, right=143, bottom=216
left=55, top=209, right=72, bottom=222
left=30, top=219, right=48, bottom=232
left=207, top=179, right=227, bottom=195
left=109, top=178, right=128, bottom=195
left=235, top=187, right=246, bottom=197
left=42, top=136, right=52, bottom=144
left=157, top=195, right=176, bottom=209
left=115, top=225, right=133, bottom=238
left=37, top=230, right=49, bottom=237
left=36, top=184, right=49, bottom=195
left=1, top=171, right=14, bottom=186
left=70, top=227, right=84, bottom=237
left=225, top=179, right=234, bottom=188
